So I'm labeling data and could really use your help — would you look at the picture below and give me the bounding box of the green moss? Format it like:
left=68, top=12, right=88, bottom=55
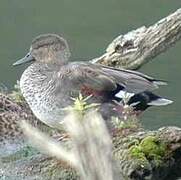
left=129, top=136, right=167, bottom=167
left=129, top=145, right=148, bottom=166
left=141, top=136, right=166, bottom=158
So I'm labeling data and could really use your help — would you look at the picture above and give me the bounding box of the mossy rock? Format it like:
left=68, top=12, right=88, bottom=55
left=129, top=136, right=168, bottom=167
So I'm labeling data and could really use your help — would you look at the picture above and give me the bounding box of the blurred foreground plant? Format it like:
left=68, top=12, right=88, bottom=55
left=21, top=94, right=120, bottom=180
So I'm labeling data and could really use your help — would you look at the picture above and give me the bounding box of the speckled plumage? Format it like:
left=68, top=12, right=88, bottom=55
left=14, top=34, right=172, bottom=128
left=20, top=63, right=69, bottom=127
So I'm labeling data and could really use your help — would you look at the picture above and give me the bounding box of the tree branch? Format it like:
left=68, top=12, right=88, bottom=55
left=92, top=8, right=181, bottom=70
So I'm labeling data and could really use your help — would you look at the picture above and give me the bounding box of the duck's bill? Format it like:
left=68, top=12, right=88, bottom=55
left=13, top=53, right=35, bottom=66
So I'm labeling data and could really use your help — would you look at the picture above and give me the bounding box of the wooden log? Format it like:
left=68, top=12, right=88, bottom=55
left=92, top=8, right=181, bottom=70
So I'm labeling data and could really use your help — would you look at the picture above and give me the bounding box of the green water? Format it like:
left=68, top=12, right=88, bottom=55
left=0, top=0, right=181, bottom=129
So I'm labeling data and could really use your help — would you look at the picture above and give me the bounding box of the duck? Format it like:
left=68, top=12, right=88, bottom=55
left=13, top=34, right=172, bottom=128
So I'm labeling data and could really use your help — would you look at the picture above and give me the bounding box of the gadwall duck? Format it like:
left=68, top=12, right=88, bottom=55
left=13, top=34, right=172, bottom=128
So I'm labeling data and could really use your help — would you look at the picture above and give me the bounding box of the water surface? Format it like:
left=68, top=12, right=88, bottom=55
left=0, top=0, right=181, bottom=129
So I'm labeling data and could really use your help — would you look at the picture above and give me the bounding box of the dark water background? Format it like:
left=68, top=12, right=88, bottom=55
left=0, top=0, right=181, bottom=130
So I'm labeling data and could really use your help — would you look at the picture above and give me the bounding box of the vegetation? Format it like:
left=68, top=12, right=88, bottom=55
left=129, top=136, right=167, bottom=167
left=1, top=88, right=181, bottom=180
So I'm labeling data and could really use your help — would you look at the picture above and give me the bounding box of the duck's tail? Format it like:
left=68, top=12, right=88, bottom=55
left=127, top=91, right=173, bottom=111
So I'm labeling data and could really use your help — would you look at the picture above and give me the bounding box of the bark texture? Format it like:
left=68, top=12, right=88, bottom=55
left=92, top=8, right=181, bottom=70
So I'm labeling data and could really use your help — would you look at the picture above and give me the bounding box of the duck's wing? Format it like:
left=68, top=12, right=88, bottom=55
left=99, top=64, right=167, bottom=93
left=58, top=62, right=166, bottom=94
left=58, top=63, right=117, bottom=92
left=100, top=65, right=167, bottom=85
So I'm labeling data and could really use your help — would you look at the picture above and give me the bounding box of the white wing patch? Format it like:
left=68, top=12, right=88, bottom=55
left=147, top=98, right=173, bottom=106
left=115, top=90, right=135, bottom=99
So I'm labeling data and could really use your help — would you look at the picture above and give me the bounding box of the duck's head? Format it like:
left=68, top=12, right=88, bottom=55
left=13, top=34, right=71, bottom=66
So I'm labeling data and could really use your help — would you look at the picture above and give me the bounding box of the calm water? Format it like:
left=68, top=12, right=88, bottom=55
left=0, top=0, right=181, bottom=129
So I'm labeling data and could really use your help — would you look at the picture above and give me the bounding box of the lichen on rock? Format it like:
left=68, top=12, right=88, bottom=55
left=129, top=136, right=168, bottom=167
